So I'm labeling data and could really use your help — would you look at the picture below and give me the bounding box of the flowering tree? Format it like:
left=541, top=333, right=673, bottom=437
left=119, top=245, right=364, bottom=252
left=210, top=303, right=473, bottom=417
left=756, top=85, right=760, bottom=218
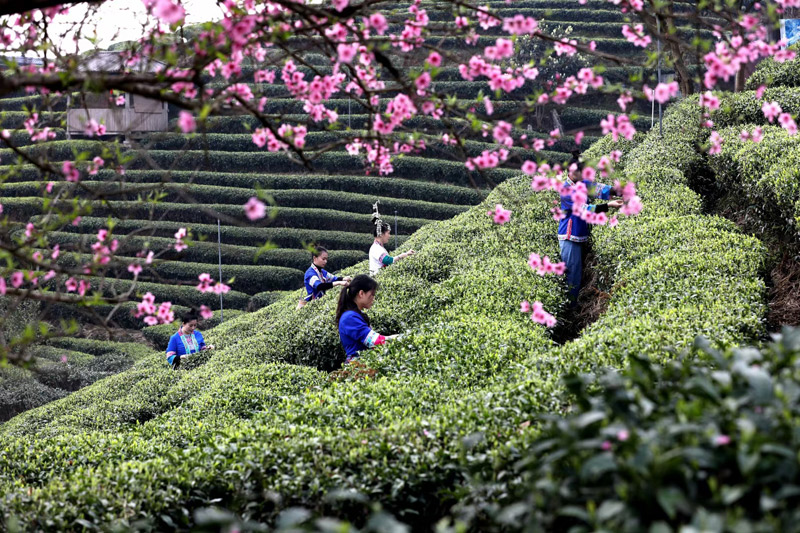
left=0, top=0, right=794, bottom=364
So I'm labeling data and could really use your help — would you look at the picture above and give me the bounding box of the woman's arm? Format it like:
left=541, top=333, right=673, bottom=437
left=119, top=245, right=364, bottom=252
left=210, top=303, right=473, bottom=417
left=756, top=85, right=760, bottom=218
left=166, top=335, right=178, bottom=358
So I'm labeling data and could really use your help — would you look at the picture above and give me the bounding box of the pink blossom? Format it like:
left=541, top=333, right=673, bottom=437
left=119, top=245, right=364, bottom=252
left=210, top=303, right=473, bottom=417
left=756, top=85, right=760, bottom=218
left=128, top=263, right=143, bottom=276
left=617, top=91, right=633, bottom=111
left=252, top=128, right=267, bottom=148
left=621, top=24, right=651, bottom=47
left=149, top=0, right=185, bottom=24
left=762, top=101, right=782, bottom=122
left=0, top=278, right=5, bottom=295
left=779, top=113, right=798, bottom=135
left=609, top=215, right=619, bottom=228
left=601, top=114, right=636, bottom=142
left=10, top=271, right=23, bottom=288
left=333, top=0, right=348, bottom=11
left=51, top=244, right=60, bottom=259
left=178, top=111, right=196, bottom=133
left=88, top=157, right=104, bottom=175
left=484, top=97, right=494, bottom=116
left=174, top=227, right=188, bottom=252
left=520, top=301, right=530, bottom=313
left=62, top=161, right=80, bottom=182
left=244, top=197, right=267, bottom=220
left=337, top=43, right=359, bottom=64
left=714, top=434, right=731, bottom=446
left=530, top=301, right=556, bottom=327
left=415, top=72, right=431, bottom=93
left=708, top=131, right=723, bottom=155
left=699, top=91, right=720, bottom=110
left=367, top=13, right=388, bottom=35
left=199, top=305, right=214, bottom=320
left=83, top=119, right=106, bottom=137
left=620, top=195, right=643, bottom=216
left=522, top=160, right=538, bottom=176
left=61, top=355, right=68, bottom=363
left=617, top=429, right=630, bottom=441
left=488, top=204, right=511, bottom=225
left=647, top=82, right=680, bottom=104
left=115, top=94, right=126, bottom=106
left=755, top=85, right=766, bottom=99
left=601, top=440, right=612, bottom=451
left=426, top=52, right=442, bottom=67
left=254, top=70, right=275, bottom=83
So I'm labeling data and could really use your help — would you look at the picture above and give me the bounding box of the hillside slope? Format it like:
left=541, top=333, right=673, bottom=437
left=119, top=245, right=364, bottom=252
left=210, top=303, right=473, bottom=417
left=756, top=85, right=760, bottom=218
left=0, top=107, right=768, bottom=527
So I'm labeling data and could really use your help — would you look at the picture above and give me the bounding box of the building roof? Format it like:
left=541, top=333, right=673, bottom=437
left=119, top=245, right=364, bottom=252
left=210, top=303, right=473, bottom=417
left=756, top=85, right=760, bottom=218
left=78, top=51, right=166, bottom=73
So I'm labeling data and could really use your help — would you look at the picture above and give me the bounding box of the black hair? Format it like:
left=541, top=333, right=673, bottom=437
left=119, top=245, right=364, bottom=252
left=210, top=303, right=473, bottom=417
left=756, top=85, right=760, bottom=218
left=335, top=274, right=378, bottom=326
left=569, top=149, right=584, bottom=173
left=182, top=310, right=200, bottom=323
left=312, top=246, right=328, bottom=259
left=372, top=222, right=392, bottom=237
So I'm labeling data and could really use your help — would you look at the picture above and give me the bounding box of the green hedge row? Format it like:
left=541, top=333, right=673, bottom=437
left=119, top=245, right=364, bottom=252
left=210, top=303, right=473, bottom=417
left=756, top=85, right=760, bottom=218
left=123, top=151, right=518, bottom=187
left=0, top=340, right=150, bottom=423
left=709, top=87, right=800, bottom=129
left=0, top=95, right=69, bottom=112
left=2, top=197, right=435, bottom=233
left=48, top=215, right=408, bottom=251
left=746, top=43, right=800, bottom=90
left=0, top=111, right=63, bottom=129
left=141, top=129, right=558, bottom=162
left=45, top=275, right=252, bottom=311
left=5, top=179, right=468, bottom=221
left=0, top=128, right=66, bottom=147
left=44, top=232, right=340, bottom=284
left=3, top=166, right=485, bottom=204
left=709, top=125, right=800, bottom=233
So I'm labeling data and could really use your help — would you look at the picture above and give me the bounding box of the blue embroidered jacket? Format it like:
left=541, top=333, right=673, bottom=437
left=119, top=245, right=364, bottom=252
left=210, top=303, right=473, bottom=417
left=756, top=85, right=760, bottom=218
left=338, top=310, right=382, bottom=362
left=558, top=178, right=613, bottom=243
left=303, top=265, right=340, bottom=302
left=166, top=330, right=205, bottom=365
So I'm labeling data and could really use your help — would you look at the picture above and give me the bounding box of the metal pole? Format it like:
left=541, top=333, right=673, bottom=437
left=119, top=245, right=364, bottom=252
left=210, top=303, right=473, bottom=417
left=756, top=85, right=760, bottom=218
left=657, top=18, right=663, bottom=137
left=651, top=90, right=655, bottom=128
left=217, top=219, right=224, bottom=323
left=394, top=210, right=398, bottom=251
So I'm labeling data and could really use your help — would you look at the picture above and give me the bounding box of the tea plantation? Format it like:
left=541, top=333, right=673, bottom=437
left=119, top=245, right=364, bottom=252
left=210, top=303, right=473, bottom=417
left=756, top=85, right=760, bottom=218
left=0, top=0, right=678, bottom=414
left=2, top=82, right=793, bottom=525
left=5, top=1, right=800, bottom=530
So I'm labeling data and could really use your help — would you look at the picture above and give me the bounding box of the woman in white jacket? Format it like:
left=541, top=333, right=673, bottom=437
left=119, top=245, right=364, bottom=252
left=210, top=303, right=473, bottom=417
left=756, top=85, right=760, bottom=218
left=369, top=202, right=414, bottom=275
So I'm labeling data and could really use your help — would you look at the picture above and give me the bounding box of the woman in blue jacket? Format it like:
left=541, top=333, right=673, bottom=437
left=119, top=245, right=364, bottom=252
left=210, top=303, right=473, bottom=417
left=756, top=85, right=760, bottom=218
left=559, top=151, right=623, bottom=304
left=297, top=246, right=351, bottom=309
left=335, top=274, right=398, bottom=364
left=165, top=311, right=214, bottom=370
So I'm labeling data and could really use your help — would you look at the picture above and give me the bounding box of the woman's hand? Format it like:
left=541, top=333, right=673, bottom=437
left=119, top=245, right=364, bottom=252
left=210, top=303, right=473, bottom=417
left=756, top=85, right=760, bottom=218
left=607, top=199, right=624, bottom=209
left=334, top=279, right=350, bottom=287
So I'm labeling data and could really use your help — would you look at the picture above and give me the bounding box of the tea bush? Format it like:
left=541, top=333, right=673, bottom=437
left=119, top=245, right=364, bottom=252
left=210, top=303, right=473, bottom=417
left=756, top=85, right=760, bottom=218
left=709, top=125, right=800, bottom=233
left=746, top=43, right=800, bottom=89
left=454, top=329, right=800, bottom=532
left=0, top=105, right=771, bottom=530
